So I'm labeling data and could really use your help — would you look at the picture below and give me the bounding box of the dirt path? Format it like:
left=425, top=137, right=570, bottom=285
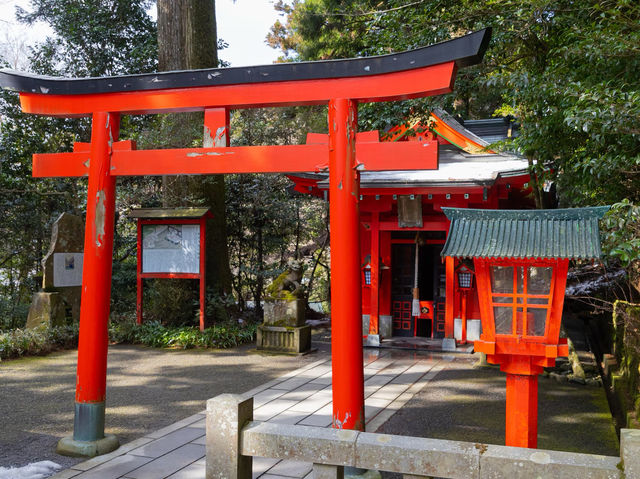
left=0, top=338, right=330, bottom=469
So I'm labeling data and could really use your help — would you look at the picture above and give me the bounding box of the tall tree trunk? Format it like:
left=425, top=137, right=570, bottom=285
left=254, top=223, right=264, bottom=317
left=157, top=0, right=232, bottom=323
left=528, top=155, right=545, bottom=209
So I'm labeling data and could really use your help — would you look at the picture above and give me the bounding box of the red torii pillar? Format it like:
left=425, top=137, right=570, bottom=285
left=0, top=27, right=491, bottom=456
left=60, top=111, right=121, bottom=454
left=329, top=99, right=365, bottom=429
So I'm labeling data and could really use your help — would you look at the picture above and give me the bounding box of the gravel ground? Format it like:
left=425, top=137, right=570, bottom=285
left=0, top=334, right=331, bottom=470
left=0, top=328, right=619, bottom=475
left=378, top=355, right=619, bottom=479
left=380, top=357, right=618, bottom=455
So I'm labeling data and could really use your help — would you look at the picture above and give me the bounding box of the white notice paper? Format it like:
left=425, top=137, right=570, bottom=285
left=142, top=224, right=200, bottom=273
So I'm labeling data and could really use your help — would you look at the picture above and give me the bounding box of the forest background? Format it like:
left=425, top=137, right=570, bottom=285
left=0, top=0, right=639, bottom=334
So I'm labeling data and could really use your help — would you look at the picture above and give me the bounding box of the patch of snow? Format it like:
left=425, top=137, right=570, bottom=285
left=0, top=461, right=61, bottom=479
left=565, top=269, right=626, bottom=296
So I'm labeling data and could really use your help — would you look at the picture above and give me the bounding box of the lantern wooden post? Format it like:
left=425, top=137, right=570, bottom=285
left=329, top=98, right=365, bottom=431
left=505, top=373, right=539, bottom=448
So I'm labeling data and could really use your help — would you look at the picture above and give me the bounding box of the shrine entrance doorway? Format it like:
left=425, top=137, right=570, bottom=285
left=390, top=238, right=446, bottom=339
left=391, top=243, right=415, bottom=337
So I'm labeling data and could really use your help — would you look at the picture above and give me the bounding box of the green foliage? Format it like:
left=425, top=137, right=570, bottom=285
left=142, top=279, right=200, bottom=327
left=226, top=107, right=329, bottom=311
left=0, top=318, right=257, bottom=361
left=17, top=0, right=157, bottom=77
left=108, top=318, right=258, bottom=349
left=0, top=323, right=79, bottom=360
left=602, top=201, right=640, bottom=267
left=611, top=300, right=640, bottom=418
left=0, top=295, right=30, bottom=330
left=0, top=1, right=158, bottom=322
left=269, top=0, right=640, bottom=206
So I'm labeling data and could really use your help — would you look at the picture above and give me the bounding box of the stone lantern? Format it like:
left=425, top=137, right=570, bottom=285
left=442, top=206, right=609, bottom=448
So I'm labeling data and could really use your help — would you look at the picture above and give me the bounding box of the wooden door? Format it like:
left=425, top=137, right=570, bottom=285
left=391, top=244, right=415, bottom=337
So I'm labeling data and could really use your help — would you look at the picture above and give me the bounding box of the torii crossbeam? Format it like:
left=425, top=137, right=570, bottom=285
left=0, top=28, right=491, bottom=457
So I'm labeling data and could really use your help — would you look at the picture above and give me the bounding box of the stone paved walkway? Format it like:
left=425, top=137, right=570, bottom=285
left=49, top=348, right=447, bottom=479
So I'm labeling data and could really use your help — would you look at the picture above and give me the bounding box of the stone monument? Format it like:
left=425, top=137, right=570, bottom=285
left=257, top=260, right=311, bottom=354
left=26, top=212, right=84, bottom=328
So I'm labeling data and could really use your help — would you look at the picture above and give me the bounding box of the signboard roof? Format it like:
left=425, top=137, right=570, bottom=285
left=129, top=208, right=211, bottom=220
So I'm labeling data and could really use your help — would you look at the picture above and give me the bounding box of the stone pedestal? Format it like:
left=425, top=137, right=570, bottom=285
left=258, top=298, right=311, bottom=353
left=263, top=298, right=305, bottom=327
left=257, top=324, right=311, bottom=353
left=26, top=292, right=65, bottom=329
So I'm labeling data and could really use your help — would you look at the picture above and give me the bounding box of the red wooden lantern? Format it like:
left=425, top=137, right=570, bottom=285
left=362, top=257, right=373, bottom=286
left=454, top=261, right=475, bottom=343
left=442, top=207, right=609, bottom=448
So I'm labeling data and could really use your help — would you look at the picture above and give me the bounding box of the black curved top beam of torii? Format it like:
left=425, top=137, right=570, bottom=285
left=0, top=28, right=490, bottom=97
left=0, top=28, right=490, bottom=117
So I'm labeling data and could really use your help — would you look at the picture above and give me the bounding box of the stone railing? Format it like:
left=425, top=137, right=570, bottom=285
left=206, top=394, right=640, bottom=479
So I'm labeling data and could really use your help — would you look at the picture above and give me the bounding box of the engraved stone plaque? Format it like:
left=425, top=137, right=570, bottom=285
left=53, top=252, right=84, bottom=287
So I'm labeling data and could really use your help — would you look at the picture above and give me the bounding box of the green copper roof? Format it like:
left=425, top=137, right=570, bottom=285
left=441, top=207, right=610, bottom=260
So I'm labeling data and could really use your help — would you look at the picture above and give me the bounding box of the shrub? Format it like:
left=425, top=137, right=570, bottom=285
left=108, top=318, right=257, bottom=349
left=0, top=323, right=80, bottom=361
left=0, top=298, right=29, bottom=330
left=0, top=316, right=257, bottom=361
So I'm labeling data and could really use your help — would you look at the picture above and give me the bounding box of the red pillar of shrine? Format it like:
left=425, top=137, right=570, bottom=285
left=329, top=98, right=365, bottom=431
left=57, top=111, right=120, bottom=456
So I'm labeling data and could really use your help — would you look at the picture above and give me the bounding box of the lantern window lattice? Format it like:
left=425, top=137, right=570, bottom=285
left=457, top=270, right=473, bottom=289
left=489, top=264, right=553, bottom=338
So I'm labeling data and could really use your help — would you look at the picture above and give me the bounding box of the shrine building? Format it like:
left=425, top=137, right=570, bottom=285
left=290, top=109, right=535, bottom=343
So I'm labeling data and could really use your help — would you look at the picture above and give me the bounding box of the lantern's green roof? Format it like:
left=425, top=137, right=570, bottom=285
left=441, top=207, right=610, bottom=260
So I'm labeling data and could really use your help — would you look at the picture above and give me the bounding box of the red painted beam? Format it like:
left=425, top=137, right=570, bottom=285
left=112, top=144, right=329, bottom=176
left=32, top=140, right=438, bottom=178
left=357, top=141, right=437, bottom=171
left=19, top=62, right=456, bottom=117
left=379, top=217, right=450, bottom=231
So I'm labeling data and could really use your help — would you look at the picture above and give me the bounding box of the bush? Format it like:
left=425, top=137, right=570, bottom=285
left=0, top=323, right=80, bottom=361
left=108, top=318, right=257, bottom=349
left=0, top=316, right=257, bottom=361
left=0, top=298, right=29, bottom=330
left=142, top=279, right=200, bottom=326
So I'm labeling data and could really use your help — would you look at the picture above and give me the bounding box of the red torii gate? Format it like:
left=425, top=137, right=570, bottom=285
left=0, top=28, right=491, bottom=456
